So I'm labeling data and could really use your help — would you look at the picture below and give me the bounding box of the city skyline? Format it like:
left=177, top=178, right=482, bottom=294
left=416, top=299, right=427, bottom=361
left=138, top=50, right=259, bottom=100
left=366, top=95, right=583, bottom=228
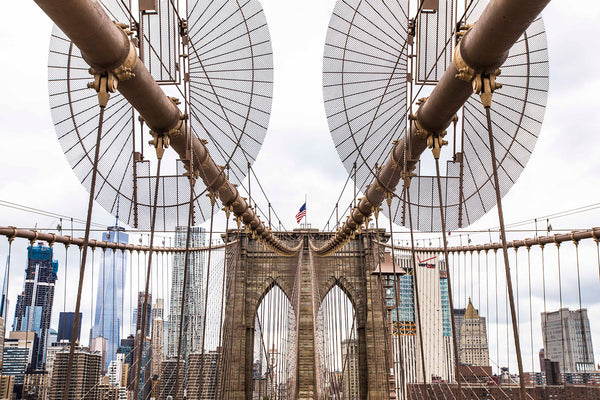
left=1, top=0, right=600, bottom=396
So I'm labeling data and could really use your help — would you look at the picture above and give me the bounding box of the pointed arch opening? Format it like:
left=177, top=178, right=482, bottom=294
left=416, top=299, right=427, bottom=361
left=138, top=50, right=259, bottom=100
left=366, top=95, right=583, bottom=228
left=317, top=284, right=359, bottom=399
left=253, top=284, right=296, bottom=399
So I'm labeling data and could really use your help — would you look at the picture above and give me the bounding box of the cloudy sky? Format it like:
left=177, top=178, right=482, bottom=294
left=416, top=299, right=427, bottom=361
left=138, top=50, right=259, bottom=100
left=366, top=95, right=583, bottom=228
left=1, top=0, right=600, bottom=375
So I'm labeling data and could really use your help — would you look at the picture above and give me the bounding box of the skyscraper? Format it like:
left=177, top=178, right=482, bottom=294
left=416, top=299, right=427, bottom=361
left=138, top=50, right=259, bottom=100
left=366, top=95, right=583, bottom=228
left=541, top=307, right=595, bottom=373
left=453, top=298, right=489, bottom=367
left=92, top=225, right=128, bottom=370
left=167, top=226, right=206, bottom=358
left=136, top=292, right=152, bottom=338
left=379, top=251, right=454, bottom=399
left=151, top=299, right=164, bottom=378
left=13, top=242, right=58, bottom=370
left=57, top=312, right=82, bottom=343
left=49, top=346, right=102, bottom=400
left=341, top=339, right=359, bottom=400
left=187, top=348, right=222, bottom=399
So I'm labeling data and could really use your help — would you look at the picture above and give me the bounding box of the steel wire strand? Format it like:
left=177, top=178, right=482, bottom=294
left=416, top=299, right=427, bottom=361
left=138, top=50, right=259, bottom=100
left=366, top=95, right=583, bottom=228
left=555, top=242, right=566, bottom=377
left=197, top=199, right=215, bottom=394
left=433, top=157, right=463, bottom=400
left=134, top=156, right=162, bottom=400
left=63, top=104, right=106, bottom=400
left=368, top=221, right=393, bottom=397
left=573, top=238, right=591, bottom=380
left=173, top=178, right=196, bottom=399
left=526, top=245, right=534, bottom=372
left=379, top=206, right=408, bottom=400
left=404, top=188, right=428, bottom=384
left=216, top=205, right=231, bottom=396
left=484, top=106, right=526, bottom=400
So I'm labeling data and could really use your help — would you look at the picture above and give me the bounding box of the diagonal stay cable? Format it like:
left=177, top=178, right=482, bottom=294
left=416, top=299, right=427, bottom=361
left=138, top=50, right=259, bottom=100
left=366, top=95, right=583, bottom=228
left=63, top=96, right=107, bottom=400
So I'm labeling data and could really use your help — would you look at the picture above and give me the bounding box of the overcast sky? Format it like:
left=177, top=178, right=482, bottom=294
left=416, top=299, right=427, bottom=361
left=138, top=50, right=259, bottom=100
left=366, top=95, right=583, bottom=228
left=1, top=0, right=600, bottom=374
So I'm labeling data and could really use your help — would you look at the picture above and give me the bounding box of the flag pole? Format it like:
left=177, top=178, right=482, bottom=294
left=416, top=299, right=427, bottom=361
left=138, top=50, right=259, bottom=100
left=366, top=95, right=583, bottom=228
left=305, top=193, right=307, bottom=228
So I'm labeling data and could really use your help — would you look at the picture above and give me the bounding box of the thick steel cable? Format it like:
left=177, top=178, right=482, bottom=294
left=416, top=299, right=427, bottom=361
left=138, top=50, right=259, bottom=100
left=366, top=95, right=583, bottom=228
left=595, top=233, right=600, bottom=284
left=540, top=242, right=547, bottom=370
left=134, top=157, right=162, bottom=400
left=484, top=106, right=526, bottom=400
left=197, top=199, right=215, bottom=393
left=556, top=242, right=566, bottom=374
left=2, top=237, right=13, bottom=321
left=403, top=188, right=428, bottom=387
left=526, top=245, right=534, bottom=372
left=433, top=157, right=463, bottom=399
left=369, top=221, right=393, bottom=396
left=63, top=104, right=105, bottom=400
left=573, top=237, right=591, bottom=377
left=515, top=248, right=520, bottom=331
left=216, top=207, right=230, bottom=394
left=494, top=249, right=499, bottom=375
left=379, top=207, right=408, bottom=400
left=173, top=179, right=196, bottom=398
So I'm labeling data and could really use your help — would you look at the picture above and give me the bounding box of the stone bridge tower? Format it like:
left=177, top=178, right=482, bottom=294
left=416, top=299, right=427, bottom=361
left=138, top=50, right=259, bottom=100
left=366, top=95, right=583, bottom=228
left=221, top=229, right=391, bottom=399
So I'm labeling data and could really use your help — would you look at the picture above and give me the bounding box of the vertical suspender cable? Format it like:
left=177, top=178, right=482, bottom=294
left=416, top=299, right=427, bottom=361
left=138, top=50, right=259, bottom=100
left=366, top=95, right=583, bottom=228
left=526, top=245, right=534, bottom=372
left=174, top=179, right=196, bottom=398
left=494, top=249, right=499, bottom=375
left=540, top=242, right=548, bottom=372
left=573, top=237, right=590, bottom=377
left=404, top=189, right=429, bottom=388
left=381, top=207, right=407, bottom=400
left=555, top=241, right=566, bottom=374
left=484, top=106, right=526, bottom=400
left=63, top=103, right=106, bottom=400
left=433, top=158, right=463, bottom=399
left=134, top=157, right=162, bottom=400
left=217, top=203, right=230, bottom=393
left=198, top=199, right=216, bottom=392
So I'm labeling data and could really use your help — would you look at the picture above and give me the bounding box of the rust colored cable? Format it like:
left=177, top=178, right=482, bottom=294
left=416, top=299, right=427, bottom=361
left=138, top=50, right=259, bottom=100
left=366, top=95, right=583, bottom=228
left=134, top=157, right=162, bottom=400
left=197, top=199, right=216, bottom=394
left=404, top=189, right=429, bottom=390
left=63, top=105, right=105, bottom=400
left=173, top=178, right=195, bottom=398
left=484, top=106, right=526, bottom=400
left=434, top=158, right=463, bottom=400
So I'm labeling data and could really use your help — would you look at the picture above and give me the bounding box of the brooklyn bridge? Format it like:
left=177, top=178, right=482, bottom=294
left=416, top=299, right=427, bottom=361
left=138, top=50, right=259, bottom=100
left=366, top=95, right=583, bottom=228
left=1, top=0, right=599, bottom=399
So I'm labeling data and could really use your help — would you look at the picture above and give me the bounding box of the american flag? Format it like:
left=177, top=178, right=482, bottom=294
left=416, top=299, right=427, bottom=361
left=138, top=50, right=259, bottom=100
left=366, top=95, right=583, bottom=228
left=296, top=203, right=306, bottom=223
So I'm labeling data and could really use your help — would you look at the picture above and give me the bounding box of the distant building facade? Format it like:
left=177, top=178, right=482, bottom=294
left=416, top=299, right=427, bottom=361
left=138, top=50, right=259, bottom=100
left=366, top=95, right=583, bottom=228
left=541, top=308, right=595, bottom=373
left=57, top=312, right=82, bottom=343
left=167, top=226, right=206, bottom=358
left=454, top=298, right=489, bottom=367
left=379, top=251, right=454, bottom=399
left=48, top=347, right=102, bottom=400
left=2, top=332, right=37, bottom=385
left=189, top=348, right=222, bottom=399
left=92, top=225, right=129, bottom=370
left=13, top=242, right=58, bottom=370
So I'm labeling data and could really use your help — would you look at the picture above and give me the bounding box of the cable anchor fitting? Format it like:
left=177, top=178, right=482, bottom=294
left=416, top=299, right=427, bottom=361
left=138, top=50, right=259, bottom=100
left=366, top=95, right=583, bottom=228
left=400, top=165, right=417, bottom=188
left=148, top=131, right=171, bottom=159
left=87, top=69, right=117, bottom=107
left=472, top=70, right=502, bottom=108
left=426, top=130, right=448, bottom=160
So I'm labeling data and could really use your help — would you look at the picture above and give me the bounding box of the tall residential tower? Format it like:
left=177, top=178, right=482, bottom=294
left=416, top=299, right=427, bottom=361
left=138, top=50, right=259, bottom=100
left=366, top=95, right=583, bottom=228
left=92, top=225, right=129, bottom=370
left=13, top=242, right=58, bottom=370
